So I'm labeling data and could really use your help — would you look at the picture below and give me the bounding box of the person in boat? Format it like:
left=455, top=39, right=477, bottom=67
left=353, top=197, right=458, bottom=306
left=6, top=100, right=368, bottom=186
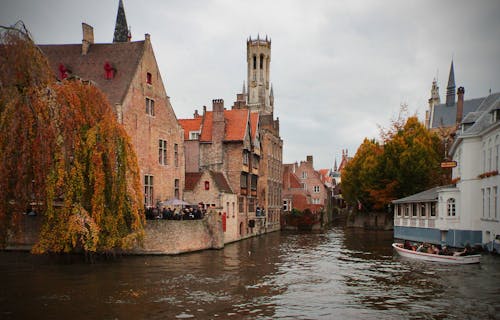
left=404, top=240, right=414, bottom=250
left=454, top=244, right=472, bottom=256
left=416, top=243, right=427, bottom=252
left=439, top=245, right=451, bottom=255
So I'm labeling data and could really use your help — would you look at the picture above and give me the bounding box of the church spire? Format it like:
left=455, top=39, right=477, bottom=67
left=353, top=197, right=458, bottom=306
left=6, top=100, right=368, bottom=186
left=445, top=60, right=456, bottom=106
left=113, top=0, right=129, bottom=43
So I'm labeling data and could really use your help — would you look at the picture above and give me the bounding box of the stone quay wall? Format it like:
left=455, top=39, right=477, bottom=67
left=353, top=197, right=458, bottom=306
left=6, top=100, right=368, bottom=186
left=5, top=211, right=224, bottom=255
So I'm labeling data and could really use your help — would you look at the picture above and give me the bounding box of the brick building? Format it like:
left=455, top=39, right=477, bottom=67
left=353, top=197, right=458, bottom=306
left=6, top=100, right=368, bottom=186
left=179, top=99, right=261, bottom=238
left=38, top=0, right=185, bottom=207
left=183, top=171, right=239, bottom=243
left=283, top=156, right=328, bottom=213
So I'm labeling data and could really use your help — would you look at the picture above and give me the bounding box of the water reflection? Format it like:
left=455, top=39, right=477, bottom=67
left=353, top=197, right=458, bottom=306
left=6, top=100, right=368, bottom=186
left=1, top=228, right=499, bottom=319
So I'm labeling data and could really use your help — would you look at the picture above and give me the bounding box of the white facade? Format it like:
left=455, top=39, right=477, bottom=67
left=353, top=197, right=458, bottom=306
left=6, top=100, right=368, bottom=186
left=394, top=92, right=500, bottom=251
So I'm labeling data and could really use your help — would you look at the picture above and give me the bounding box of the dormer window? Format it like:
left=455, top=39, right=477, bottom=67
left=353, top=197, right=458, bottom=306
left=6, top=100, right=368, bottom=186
left=189, top=131, right=200, bottom=140
left=104, top=62, right=115, bottom=80
left=491, top=109, right=500, bottom=123
left=58, top=63, right=69, bottom=80
left=146, top=72, right=152, bottom=85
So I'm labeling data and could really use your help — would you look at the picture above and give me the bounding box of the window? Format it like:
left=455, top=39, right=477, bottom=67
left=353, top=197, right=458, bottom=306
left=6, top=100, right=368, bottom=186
left=447, top=198, right=456, bottom=216
left=104, top=62, right=114, bottom=79
left=248, top=198, right=255, bottom=212
left=239, top=196, right=245, bottom=213
left=430, top=202, right=436, bottom=217
left=313, top=186, right=320, bottom=193
left=243, top=151, right=249, bottom=165
left=494, top=187, right=498, bottom=219
left=312, top=198, right=320, bottom=204
left=253, top=55, right=257, bottom=69
left=482, top=188, right=486, bottom=217
left=251, top=175, right=258, bottom=191
left=301, top=183, right=307, bottom=190
left=144, top=175, right=153, bottom=207
left=174, top=179, right=180, bottom=199
left=146, top=98, right=155, bottom=116
left=189, top=131, right=200, bottom=140
left=204, top=181, right=210, bottom=190
left=487, top=188, right=491, bottom=218
left=302, top=171, right=307, bottom=179
left=396, top=205, right=401, bottom=217
left=283, top=200, right=289, bottom=211
left=420, top=203, right=426, bottom=217
left=146, top=72, right=152, bottom=85
left=412, top=203, right=418, bottom=217
left=159, top=139, right=167, bottom=165
left=174, top=143, right=179, bottom=167
left=404, top=205, right=409, bottom=217
left=260, top=54, right=264, bottom=69
left=252, top=154, right=259, bottom=169
left=240, top=173, right=248, bottom=189
left=488, top=148, right=492, bottom=171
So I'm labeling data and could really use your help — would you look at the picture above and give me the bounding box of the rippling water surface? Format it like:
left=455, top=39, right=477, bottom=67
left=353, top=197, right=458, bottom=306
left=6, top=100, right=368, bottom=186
left=1, top=228, right=500, bottom=319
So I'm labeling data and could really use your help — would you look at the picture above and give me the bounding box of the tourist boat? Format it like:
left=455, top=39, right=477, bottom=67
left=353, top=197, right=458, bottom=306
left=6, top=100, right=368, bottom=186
left=392, top=243, right=481, bottom=264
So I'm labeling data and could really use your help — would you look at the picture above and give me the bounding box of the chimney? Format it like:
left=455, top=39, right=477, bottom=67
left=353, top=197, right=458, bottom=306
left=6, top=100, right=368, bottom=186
left=456, top=86, right=465, bottom=125
left=212, top=99, right=225, bottom=141
left=203, top=105, right=207, bottom=115
left=306, top=155, right=313, bottom=167
left=82, top=23, right=94, bottom=55
left=194, top=110, right=199, bottom=118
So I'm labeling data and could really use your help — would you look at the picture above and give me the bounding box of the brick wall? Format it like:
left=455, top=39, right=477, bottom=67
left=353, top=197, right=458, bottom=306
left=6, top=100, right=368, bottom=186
left=121, top=37, right=185, bottom=204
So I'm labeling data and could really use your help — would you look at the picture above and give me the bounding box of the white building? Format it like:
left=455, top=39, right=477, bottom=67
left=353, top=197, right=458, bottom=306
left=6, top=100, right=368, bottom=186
left=394, top=90, right=500, bottom=252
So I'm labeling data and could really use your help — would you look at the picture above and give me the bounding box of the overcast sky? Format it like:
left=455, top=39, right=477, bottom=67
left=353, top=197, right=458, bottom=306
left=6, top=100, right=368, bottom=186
left=1, top=0, right=499, bottom=169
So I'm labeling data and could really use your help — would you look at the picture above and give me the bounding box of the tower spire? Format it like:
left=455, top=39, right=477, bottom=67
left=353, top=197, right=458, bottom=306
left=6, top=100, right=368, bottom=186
left=445, top=60, right=456, bottom=106
left=113, top=0, right=129, bottom=43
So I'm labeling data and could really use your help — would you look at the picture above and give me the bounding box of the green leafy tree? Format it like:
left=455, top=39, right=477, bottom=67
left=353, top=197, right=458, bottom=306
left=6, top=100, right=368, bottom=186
left=0, top=23, right=144, bottom=253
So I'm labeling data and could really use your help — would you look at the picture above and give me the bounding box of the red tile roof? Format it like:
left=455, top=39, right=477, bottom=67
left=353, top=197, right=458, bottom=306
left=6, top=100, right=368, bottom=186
left=200, top=109, right=250, bottom=142
left=178, top=118, right=202, bottom=140
left=250, top=112, right=259, bottom=140
left=39, top=41, right=145, bottom=105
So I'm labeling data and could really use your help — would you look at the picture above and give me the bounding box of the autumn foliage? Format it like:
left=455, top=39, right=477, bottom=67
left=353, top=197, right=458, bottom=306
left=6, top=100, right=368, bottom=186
left=342, top=110, right=448, bottom=212
left=0, top=23, right=144, bottom=253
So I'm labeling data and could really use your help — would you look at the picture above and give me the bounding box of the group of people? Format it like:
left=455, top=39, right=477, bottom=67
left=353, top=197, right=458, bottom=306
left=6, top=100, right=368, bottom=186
left=403, top=240, right=474, bottom=256
left=145, top=204, right=207, bottom=221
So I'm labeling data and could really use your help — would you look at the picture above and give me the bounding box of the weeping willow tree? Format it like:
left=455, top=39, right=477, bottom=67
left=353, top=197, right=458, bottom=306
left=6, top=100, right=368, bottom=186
left=0, top=22, right=144, bottom=253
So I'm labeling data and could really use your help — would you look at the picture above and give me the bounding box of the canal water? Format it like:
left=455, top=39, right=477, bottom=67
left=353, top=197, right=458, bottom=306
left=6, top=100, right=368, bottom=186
left=1, top=227, right=499, bottom=319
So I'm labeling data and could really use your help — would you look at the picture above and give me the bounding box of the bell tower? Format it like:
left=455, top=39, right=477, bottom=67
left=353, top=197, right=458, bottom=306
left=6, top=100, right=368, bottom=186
left=247, top=35, right=272, bottom=114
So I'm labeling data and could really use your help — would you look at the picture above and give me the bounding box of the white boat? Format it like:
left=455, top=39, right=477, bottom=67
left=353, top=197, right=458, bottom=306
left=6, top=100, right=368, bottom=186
left=392, top=243, right=481, bottom=264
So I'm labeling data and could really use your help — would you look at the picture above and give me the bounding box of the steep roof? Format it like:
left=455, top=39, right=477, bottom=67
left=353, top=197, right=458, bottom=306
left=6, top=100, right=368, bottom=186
left=184, top=171, right=233, bottom=193
left=39, top=41, right=145, bottom=105
left=199, top=109, right=250, bottom=142
left=459, top=93, right=500, bottom=136
left=209, top=171, right=233, bottom=193
left=178, top=118, right=202, bottom=140
left=431, top=96, right=489, bottom=128
left=185, top=172, right=203, bottom=191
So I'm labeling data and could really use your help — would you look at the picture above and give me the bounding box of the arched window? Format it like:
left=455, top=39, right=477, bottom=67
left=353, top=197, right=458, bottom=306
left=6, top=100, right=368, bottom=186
left=204, top=181, right=210, bottom=190
left=253, top=55, right=256, bottom=69
left=447, top=198, right=456, bottom=216
left=146, top=72, right=152, bottom=84
left=260, top=54, right=264, bottom=69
